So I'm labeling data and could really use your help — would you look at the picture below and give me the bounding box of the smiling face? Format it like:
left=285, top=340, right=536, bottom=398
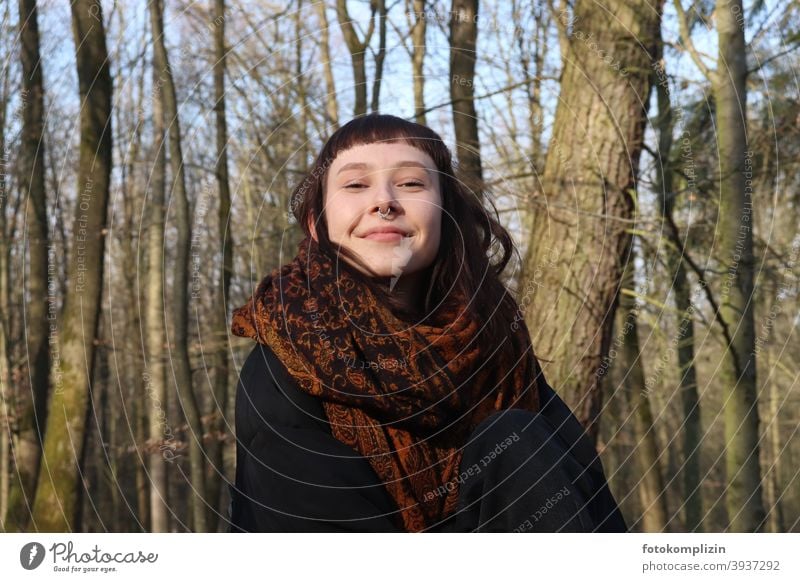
left=313, top=142, right=443, bottom=285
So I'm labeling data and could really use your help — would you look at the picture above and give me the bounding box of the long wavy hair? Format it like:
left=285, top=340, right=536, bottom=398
left=291, top=113, right=523, bottom=359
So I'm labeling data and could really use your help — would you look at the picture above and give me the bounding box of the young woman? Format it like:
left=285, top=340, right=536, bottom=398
left=228, top=113, right=627, bottom=533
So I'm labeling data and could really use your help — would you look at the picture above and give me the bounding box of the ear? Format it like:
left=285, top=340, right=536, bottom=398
left=307, top=213, right=318, bottom=242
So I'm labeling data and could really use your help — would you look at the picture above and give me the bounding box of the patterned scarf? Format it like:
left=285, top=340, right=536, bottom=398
left=230, top=236, right=542, bottom=532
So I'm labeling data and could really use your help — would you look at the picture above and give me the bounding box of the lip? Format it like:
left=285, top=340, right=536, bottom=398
left=359, top=226, right=411, bottom=242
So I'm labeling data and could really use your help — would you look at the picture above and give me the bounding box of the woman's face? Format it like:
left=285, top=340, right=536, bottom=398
left=315, top=141, right=442, bottom=281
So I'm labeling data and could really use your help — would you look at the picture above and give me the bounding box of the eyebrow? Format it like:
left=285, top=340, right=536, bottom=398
left=336, top=161, right=432, bottom=175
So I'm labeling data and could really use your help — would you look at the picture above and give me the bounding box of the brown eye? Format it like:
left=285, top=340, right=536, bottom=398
left=344, top=182, right=367, bottom=189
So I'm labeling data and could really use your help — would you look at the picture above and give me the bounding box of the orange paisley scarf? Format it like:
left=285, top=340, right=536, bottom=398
left=230, top=236, right=541, bottom=532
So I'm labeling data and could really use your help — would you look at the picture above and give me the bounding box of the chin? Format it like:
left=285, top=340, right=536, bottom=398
left=339, top=239, right=427, bottom=278
left=363, top=260, right=402, bottom=278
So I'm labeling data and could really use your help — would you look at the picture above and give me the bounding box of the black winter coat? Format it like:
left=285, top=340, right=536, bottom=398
left=228, top=342, right=628, bottom=532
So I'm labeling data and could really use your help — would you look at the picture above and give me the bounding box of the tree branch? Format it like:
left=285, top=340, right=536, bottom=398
left=672, top=0, right=713, bottom=81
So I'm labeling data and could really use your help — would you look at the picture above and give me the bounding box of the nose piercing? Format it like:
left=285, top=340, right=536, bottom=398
left=378, top=204, right=394, bottom=220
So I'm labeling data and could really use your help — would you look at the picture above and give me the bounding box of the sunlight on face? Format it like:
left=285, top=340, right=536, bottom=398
left=316, top=142, right=443, bottom=283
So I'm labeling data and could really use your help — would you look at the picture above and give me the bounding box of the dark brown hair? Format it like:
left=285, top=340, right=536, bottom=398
left=291, top=113, right=522, bottom=357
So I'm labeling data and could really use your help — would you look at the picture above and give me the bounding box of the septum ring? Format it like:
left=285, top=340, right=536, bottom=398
left=378, top=204, right=394, bottom=220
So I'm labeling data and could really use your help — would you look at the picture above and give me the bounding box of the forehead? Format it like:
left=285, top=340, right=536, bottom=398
left=329, top=142, right=436, bottom=173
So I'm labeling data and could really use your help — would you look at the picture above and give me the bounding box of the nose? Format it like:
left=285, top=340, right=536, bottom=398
left=369, top=176, right=402, bottom=217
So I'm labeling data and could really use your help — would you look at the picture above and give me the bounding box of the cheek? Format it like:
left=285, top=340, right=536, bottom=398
left=422, top=201, right=442, bottom=234
left=324, top=195, right=359, bottom=240
left=418, top=206, right=442, bottom=257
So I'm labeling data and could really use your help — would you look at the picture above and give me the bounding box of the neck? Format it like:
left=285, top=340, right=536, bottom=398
left=380, top=269, right=429, bottom=314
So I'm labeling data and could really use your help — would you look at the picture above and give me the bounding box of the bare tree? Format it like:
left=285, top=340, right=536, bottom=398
left=709, top=0, right=765, bottom=532
left=207, top=0, right=233, bottom=531
left=30, top=0, right=112, bottom=531
left=0, top=0, right=13, bottom=529
left=336, top=0, right=377, bottom=116
left=651, top=51, right=703, bottom=532
left=315, top=1, right=339, bottom=129
left=111, top=10, right=151, bottom=530
left=514, top=0, right=547, bottom=173
left=672, top=0, right=765, bottom=532
left=145, top=3, right=170, bottom=532
left=521, top=0, right=663, bottom=444
left=370, top=0, right=387, bottom=112
left=5, top=0, right=50, bottom=532
left=405, top=0, right=428, bottom=124
left=449, top=0, right=483, bottom=198
left=148, top=0, right=208, bottom=532
left=618, top=255, right=669, bottom=531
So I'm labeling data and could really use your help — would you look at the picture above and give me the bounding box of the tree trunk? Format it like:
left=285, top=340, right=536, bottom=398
left=516, top=0, right=546, bottom=174
left=767, top=374, right=785, bottom=532
left=521, top=0, right=662, bottom=444
left=370, top=0, right=387, bottom=113
left=6, top=0, right=50, bottom=532
left=295, top=0, right=309, bottom=167
left=30, top=0, right=112, bottom=531
left=618, top=256, right=669, bottom=532
left=713, top=0, right=765, bottom=533
left=449, top=0, right=483, bottom=198
left=148, top=0, right=208, bottom=532
left=207, top=0, right=233, bottom=531
left=145, top=4, right=169, bottom=532
left=336, top=0, right=375, bottom=117
left=672, top=249, right=703, bottom=531
left=314, top=1, right=339, bottom=130
left=0, top=10, right=12, bottom=527
left=134, top=397, right=150, bottom=530
left=409, top=0, right=427, bottom=125
left=116, top=19, right=150, bottom=531
left=652, top=54, right=703, bottom=532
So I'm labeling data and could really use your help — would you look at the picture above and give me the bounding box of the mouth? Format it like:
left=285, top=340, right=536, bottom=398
left=363, top=232, right=408, bottom=242
left=358, top=227, right=412, bottom=243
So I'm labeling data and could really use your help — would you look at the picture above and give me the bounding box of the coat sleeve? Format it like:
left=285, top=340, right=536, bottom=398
left=228, top=343, right=401, bottom=532
left=536, top=371, right=629, bottom=532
